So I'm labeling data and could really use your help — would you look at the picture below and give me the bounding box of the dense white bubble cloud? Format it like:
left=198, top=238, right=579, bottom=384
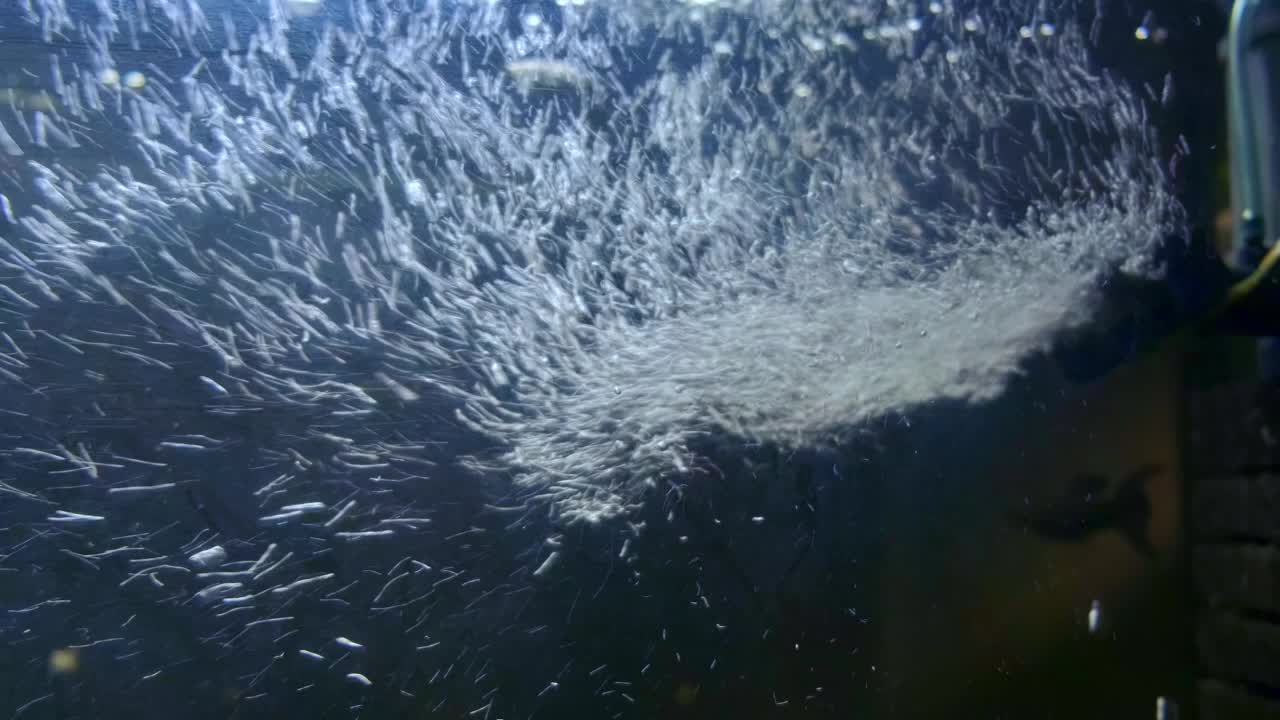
left=0, top=0, right=1180, bottom=713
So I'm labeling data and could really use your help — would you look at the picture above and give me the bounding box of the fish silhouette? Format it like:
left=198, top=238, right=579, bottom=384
left=1011, top=465, right=1162, bottom=557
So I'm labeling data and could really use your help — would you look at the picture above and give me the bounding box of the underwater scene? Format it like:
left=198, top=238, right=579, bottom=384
left=0, top=0, right=1235, bottom=717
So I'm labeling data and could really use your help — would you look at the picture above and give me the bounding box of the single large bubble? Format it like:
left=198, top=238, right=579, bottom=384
left=0, top=0, right=1182, bottom=716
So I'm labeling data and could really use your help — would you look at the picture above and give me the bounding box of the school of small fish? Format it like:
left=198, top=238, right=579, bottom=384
left=0, top=0, right=1180, bottom=715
